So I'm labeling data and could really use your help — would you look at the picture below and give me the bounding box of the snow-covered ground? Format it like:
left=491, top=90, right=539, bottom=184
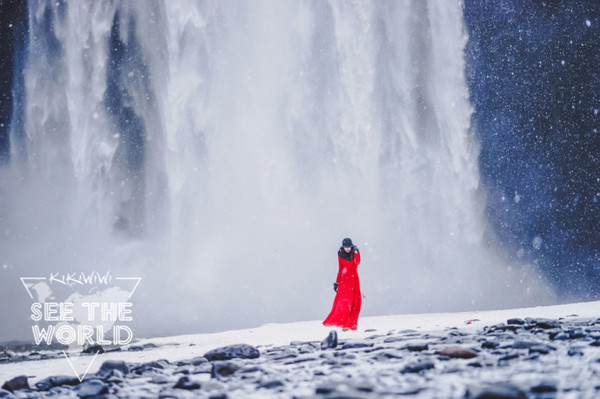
left=2, top=300, right=599, bottom=386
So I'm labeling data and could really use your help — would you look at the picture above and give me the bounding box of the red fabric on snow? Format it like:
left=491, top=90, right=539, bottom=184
left=322, top=249, right=361, bottom=330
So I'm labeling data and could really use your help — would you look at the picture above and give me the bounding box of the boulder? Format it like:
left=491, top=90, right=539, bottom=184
left=211, top=361, right=241, bottom=379
left=436, top=346, right=478, bottom=359
left=204, top=344, right=259, bottom=361
left=1, top=375, right=29, bottom=392
left=320, top=331, right=338, bottom=349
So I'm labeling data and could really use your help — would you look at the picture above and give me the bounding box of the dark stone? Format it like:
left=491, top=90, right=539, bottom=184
left=211, top=361, right=241, bottom=379
left=569, top=328, right=586, bottom=339
left=75, top=379, right=108, bottom=398
left=134, top=359, right=170, bottom=373
left=550, top=332, right=570, bottom=340
left=283, top=356, right=317, bottom=365
left=191, top=356, right=209, bottom=366
left=204, top=344, right=260, bottom=361
left=340, top=341, right=374, bottom=350
left=98, top=360, right=129, bottom=375
left=507, top=318, right=525, bottom=325
left=534, top=319, right=561, bottom=329
left=104, top=369, right=124, bottom=383
left=82, top=344, right=104, bottom=354
left=528, top=344, right=555, bottom=355
left=372, top=350, right=403, bottom=360
left=298, top=345, right=316, bottom=354
left=174, top=376, right=201, bottom=390
left=498, top=353, right=519, bottom=362
left=531, top=382, right=557, bottom=393
left=401, top=360, right=435, bottom=374
left=406, top=342, right=429, bottom=352
left=482, top=341, right=499, bottom=349
left=1, top=375, right=29, bottom=392
left=590, top=340, right=600, bottom=347
left=512, top=341, right=545, bottom=350
left=209, top=394, right=228, bottom=399
left=35, top=375, right=79, bottom=391
left=466, top=382, right=527, bottom=398
left=436, top=346, right=478, bottom=359
left=258, top=380, right=284, bottom=389
left=316, top=385, right=335, bottom=394
left=321, top=331, right=338, bottom=350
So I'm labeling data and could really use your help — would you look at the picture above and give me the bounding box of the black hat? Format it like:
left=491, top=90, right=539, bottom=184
left=342, top=238, right=353, bottom=248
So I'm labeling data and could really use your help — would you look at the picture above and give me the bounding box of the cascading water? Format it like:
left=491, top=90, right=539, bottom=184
left=0, top=0, right=554, bottom=341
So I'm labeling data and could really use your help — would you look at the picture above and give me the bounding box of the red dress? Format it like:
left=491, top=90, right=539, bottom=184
left=322, top=248, right=362, bottom=330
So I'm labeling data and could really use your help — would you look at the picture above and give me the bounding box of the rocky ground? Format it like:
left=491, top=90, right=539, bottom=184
left=3, top=315, right=600, bottom=398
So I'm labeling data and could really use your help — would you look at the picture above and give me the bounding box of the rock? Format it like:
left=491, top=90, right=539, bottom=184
left=568, top=346, right=584, bottom=356
left=401, top=360, right=435, bottom=374
left=481, top=341, right=499, bottom=349
left=298, top=344, right=316, bottom=354
left=75, top=379, right=108, bottom=398
left=174, top=376, right=201, bottom=390
left=465, top=382, right=527, bottom=398
left=405, top=341, right=429, bottom=352
left=82, top=344, right=104, bottom=354
left=1, top=375, right=29, bottom=392
left=533, top=318, right=561, bottom=329
left=35, top=375, right=79, bottom=391
left=191, top=356, right=209, bottom=366
left=104, top=369, right=124, bottom=383
left=127, top=342, right=157, bottom=351
left=507, top=318, right=525, bottom=325
left=512, top=341, right=544, bottom=350
left=528, top=344, right=555, bottom=355
left=383, top=336, right=408, bottom=343
left=211, top=361, right=241, bottom=379
left=498, top=353, right=519, bottom=362
left=258, top=380, right=284, bottom=389
left=283, top=356, right=317, bottom=365
left=316, top=385, right=335, bottom=394
left=550, top=332, right=570, bottom=340
left=340, top=341, right=374, bottom=350
left=569, top=328, right=586, bottom=339
left=204, top=344, right=260, bottom=361
left=321, top=331, right=338, bottom=350
left=436, top=346, right=478, bottom=359
left=98, top=359, right=129, bottom=376
left=530, top=381, right=557, bottom=393
left=371, top=350, right=403, bottom=360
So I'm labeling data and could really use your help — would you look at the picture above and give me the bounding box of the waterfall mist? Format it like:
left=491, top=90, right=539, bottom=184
left=0, top=0, right=554, bottom=342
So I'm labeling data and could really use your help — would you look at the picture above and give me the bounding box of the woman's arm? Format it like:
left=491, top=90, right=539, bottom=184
left=354, top=247, right=361, bottom=265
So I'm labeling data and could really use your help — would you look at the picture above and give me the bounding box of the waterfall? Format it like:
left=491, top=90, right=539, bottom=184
left=0, top=0, right=552, bottom=340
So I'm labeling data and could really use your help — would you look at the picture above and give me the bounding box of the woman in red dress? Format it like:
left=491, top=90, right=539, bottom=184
left=322, top=237, right=362, bottom=331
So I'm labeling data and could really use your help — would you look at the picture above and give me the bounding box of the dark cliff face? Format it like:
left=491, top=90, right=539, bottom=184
left=464, top=0, right=600, bottom=295
left=0, top=0, right=28, bottom=164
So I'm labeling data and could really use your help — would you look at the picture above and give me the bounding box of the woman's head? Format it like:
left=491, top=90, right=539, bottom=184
left=342, top=237, right=353, bottom=252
